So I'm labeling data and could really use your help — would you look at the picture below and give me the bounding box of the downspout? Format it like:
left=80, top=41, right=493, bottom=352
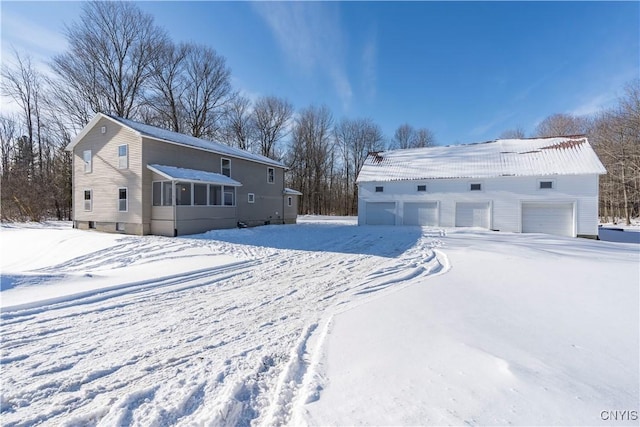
left=172, top=181, right=177, bottom=237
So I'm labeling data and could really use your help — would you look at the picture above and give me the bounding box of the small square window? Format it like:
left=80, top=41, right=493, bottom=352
left=470, top=183, right=482, bottom=191
left=88, top=221, right=96, bottom=229
left=267, top=167, right=275, bottom=184
left=375, top=186, right=384, bottom=192
left=248, top=193, right=255, bottom=203
left=417, top=185, right=426, bottom=192
left=116, top=222, right=125, bottom=232
left=539, top=181, right=553, bottom=189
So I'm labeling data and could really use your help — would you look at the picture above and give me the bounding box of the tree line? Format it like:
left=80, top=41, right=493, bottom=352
left=1, top=1, right=638, bottom=223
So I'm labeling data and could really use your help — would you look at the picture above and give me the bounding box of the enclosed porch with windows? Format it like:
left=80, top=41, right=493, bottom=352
left=147, top=164, right=242, bottom=236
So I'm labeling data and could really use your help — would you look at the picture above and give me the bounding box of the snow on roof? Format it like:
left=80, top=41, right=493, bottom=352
left=356, top=137, right=607, bottom=183
left=147, top=164, right=242, bottom=186
left=67, top=113, right=286, bottom=169
left=283, top=188, right=303, bottom=196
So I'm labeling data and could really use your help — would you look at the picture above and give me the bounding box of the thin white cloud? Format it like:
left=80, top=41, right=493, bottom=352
left=361, top=33, right=377, bottom=102
left=1, top=10, right=68, bottom=62
left=470, top=111, right=516, bottom=138
left=253, top=2, right=352, bottom=109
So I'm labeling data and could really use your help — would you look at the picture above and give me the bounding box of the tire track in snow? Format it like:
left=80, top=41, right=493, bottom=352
left=1, top=225, right=448, bottom=426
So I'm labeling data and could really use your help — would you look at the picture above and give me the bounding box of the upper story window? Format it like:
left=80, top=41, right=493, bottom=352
left=375, top=186, right=384, bottom=192
left=221, top=158, right=231, bottom=177
left=539, top=180, right=554, bottom=189
left=470, top=183, right=482, bottom=191
left=118, top=145, right=128, bottom=169
left=83, top=150, right=92, bottom=173
left=267, top=167, right=275, bottom=184
left=417, top=185, right=427, bottom=192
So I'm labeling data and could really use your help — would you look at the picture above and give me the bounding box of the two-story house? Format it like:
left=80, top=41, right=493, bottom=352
left=66, top=113, right=301, bottom=236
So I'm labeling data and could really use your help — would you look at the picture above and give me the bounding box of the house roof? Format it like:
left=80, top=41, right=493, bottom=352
left=147, top=164, right=242, bottom=187
left=67, top=113, right=286, bottom=169
left=356, top=136, right=606, bottom=183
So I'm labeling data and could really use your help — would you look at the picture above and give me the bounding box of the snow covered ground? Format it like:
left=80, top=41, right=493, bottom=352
left=1, top=218, right=638, bottom=426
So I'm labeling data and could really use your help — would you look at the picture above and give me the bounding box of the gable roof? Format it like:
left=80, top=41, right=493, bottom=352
left=67, top=113, right=286, bottom=169
left=356, top=136, right=606, bottom=183
left=147, top=164, right=242, bottom=187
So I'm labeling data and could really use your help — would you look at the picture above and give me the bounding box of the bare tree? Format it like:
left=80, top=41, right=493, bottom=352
left=51, top=1, right=167, bottom=121
left=534, top=113, right=589, bottom=137
left=499, top=126, right=526, bottom=139
left=182, top=44, right=232, bottom=139
left=220, top=94, right=254, bottom=150
left=252, top=96, right=293, bottom=159
left=391, top=123, right=435, bottom=149
left=334, top=117, right=383, bottom=214
left=287, top=105, right=334, bottom=214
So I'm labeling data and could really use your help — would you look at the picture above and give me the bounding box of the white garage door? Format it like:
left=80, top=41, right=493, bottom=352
left=455, top=202, right=490, bottom=228
left=404, top=202, right=438, bottom=226
left=522, top=203, right=574, bottom=237
left=365, top=202, right=396, bottom=225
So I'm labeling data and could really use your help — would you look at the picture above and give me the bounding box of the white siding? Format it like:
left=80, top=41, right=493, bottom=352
left=358, top=174, right=600, bottom=236
left=404, top=202, right=438, bottom=226
left=522, top=202, right=574, bottom=236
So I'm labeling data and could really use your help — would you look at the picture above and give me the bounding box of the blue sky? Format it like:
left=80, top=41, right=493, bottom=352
left=1, top=1, right=638, bottom=145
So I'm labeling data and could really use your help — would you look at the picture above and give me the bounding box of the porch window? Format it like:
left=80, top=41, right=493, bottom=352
left=118, top=145, right=128, bottom=169
left=194, top=183, right=207, bottom=205
left=221, top=158, right=231, bottom=177
left=118, top=188, right=128, bottom=212
left=153, top=181, right=173, bottom=206
left=83, top=150, right=92, bottom=173
left=209, top=185, right=222, bottom=205
left=176, top=182, right=191, bottom=205
left=84, top=189, right=92, bottom=211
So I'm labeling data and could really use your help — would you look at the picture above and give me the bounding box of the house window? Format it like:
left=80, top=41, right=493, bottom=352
left=194, top=183, right=208, bottom=205
left=116, top=222, right=125, bottom=232
left=248, top=193, right=255, bottom=203
left=84, top=189, right=92, bottom=211
left=267, top=167, right=275, bottom=184
left=539, top=180, right=554, bottom=189
left=209, top=185, right=222, bottom=205
left=162, top=182, right=172, bottom=206
left=223, top=186, right=235, bottom=206
left=470, top=183, right=482, bottom=191
left=417, top=185, right=427, bottom=192
left=221, top=158, right=231, bottom=177
left=287, top=196, right=292, bottom=207
left=118, top=188, right=128, bottom=212
left=153, top=182, right=161, bottom=206
left=83, top=150, right=92, bottom=173
left=118, top=145, right=128, bottom=169
left=176, top=182, right=192, bottom=205
left=375, top=186, right=384, bottom=192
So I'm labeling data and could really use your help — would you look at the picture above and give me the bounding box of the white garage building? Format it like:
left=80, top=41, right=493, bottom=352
left=356, top=136, right=606, bottom=238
